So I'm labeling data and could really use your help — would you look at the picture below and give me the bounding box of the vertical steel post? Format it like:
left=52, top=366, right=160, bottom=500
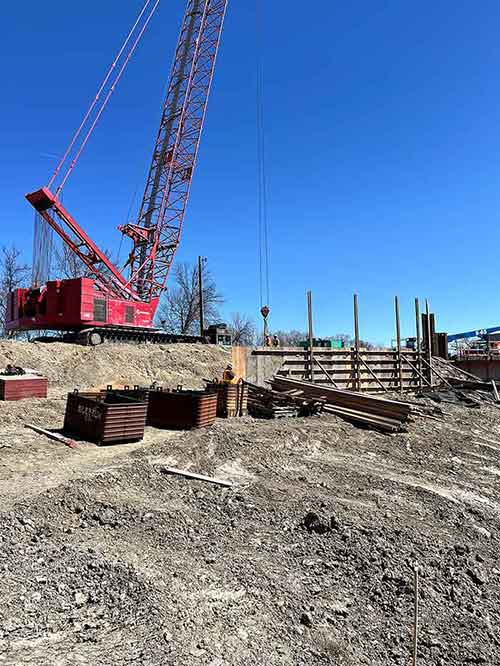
left=413, top=564, right=420, bottom=666
left=395, top=296, right=403, bottom=393
left=198, top=255, right=205, bottom=337
left=425, top=299, right=433, bottom=386
left=354, top=294, right=361, bottom=391
left=307, top=291, right=314, bottom=383
left=415, top=298, right=422, bottom=390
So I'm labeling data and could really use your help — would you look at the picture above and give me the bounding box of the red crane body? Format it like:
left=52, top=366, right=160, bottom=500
left=6, top=0, right=227, bottom=344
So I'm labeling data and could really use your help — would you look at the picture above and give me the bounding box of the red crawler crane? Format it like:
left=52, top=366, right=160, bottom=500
left=6, top=0, right=227, bottom=345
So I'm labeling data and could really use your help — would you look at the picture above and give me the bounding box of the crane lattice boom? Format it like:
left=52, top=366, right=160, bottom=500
left=121, top=0, right=227, bottom=302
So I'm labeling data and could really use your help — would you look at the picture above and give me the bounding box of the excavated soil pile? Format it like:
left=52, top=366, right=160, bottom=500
left=0, top=340, right=499, bottom=665
left=0, top=340, right=230, bottom=392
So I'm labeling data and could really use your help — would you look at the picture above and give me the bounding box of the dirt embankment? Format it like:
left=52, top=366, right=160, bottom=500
left=0, top=340, right=230, bottom=393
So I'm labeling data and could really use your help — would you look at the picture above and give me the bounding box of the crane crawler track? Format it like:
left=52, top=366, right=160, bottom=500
left=61, top=327, right=206, bottom=347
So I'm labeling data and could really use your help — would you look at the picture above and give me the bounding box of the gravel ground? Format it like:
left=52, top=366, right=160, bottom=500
left=0, top=342, right=499, bottom=665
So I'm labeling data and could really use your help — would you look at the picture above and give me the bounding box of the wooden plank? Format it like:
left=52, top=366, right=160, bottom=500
left=277, top=370, right=421, bottom=381
left=281, top=358, right=422, bottom=366
left=401, top=354, right=433, bottom=388
left=313, top=355, right=339, bottom=388
left=25, top=424, right=77, bottom=449
left=359, top=354, right=388, bottom=392
left=420, top=357, right=452, bottom=389
left=252, top=349, right=420, bottom=357
left=161, top=467, right=232, bottom=487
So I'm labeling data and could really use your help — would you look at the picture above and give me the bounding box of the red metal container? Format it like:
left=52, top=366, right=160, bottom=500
left=206, top=381, right=248, bottom=418
left=148, top=388, right=217, bottom=430
left=0, top=375, right=48, bottom=401
left=64, top=391, right=147, bottom=445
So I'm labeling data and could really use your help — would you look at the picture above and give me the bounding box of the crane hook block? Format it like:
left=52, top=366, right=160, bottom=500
left=260, top=305, right=270, bottom=320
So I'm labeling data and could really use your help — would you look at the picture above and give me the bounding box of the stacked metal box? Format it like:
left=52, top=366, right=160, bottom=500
left=100, top=385, right=219, bottom=430
left=0, top=375, right=48, bottom=401
left=147, top=388, right=217, bottom=429
left=205, top=381, right=248, bottom=418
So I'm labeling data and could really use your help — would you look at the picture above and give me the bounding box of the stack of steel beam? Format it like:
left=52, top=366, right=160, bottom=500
left=270, top=376, right=413, bottom=433
left=246, top=381, right=324, bottom=420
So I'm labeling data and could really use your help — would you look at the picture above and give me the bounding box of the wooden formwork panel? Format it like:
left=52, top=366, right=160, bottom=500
left=253, top=348, right=430, bottom=393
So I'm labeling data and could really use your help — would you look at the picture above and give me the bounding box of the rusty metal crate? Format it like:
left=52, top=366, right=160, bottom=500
left=64, top=391, right=147, bottom=445
left=0, top=375, right=48, bottom=401
left=102, top=385, right=151, bottom=405
left=147, top=388, right=217, bottom=430
left=206, top=381, right=248, bottom=418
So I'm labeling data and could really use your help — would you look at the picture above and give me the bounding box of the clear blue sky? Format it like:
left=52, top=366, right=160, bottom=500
left=1, top=1, right=500, bottom=343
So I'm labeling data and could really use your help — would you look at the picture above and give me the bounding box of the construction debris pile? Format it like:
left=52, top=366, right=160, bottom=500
left=422, top=357, right=500, bottom=409
left=270, top=375, right=436, bottom=433
left=246, top=381, right=324, bottom=419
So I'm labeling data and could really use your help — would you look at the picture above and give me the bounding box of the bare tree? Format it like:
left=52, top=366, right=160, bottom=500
left=157, top=261, right=224, bottom=335
left=271, top=329, right=307, bottom=347
left=0, top=246, right=30, bottom=336
left=229, top=312, right=256, bottom=346
left=53, top=243, right=113, bottom=280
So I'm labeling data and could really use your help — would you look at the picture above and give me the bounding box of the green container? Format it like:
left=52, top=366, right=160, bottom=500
left=298, top=338, right=345, bottom=349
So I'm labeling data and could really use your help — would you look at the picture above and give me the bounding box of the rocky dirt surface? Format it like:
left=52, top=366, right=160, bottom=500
left=0, top=342, right=499, bottom=665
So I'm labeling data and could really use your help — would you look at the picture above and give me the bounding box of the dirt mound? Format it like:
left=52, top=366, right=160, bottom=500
left=0, top=340, right=230, bottom=393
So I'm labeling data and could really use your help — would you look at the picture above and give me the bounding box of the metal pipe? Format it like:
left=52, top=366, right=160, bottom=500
left=307, top=291, right=314, bottom=383
left=415, top=298, right=422, bottom=390
left=395, top=296, right=403, bottom=393
left=198, top=255, right=205, bottom=337
left=413, top=564, right=420, bottom=666
left=425, top=299, right=433, bottom=386
left=354, top=294, right=361, bottom=391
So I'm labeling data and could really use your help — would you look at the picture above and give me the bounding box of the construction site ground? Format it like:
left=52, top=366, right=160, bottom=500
left=0, top=341, right=498, bottom=665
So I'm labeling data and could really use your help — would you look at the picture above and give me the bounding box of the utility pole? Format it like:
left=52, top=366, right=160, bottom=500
left=198, top=256, right=205, bottom=338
